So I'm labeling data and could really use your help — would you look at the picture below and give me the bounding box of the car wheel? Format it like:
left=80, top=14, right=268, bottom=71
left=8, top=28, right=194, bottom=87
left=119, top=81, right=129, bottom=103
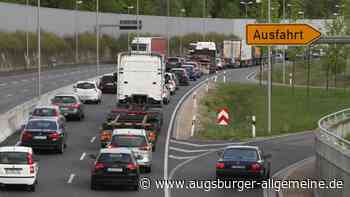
left=90, top=181, right=98, bottom=190
left=144, top=166, right=151, bottom=173
left=27, top=184, right=35, bottom=192
left=152, top=145, right=156, bottom=152
left=57, top=142, right=64, bottom=154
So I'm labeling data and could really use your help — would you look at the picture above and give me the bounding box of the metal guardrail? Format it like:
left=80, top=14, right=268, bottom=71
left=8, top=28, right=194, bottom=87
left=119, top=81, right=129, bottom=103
left=318, top=108, right=350, bottom=148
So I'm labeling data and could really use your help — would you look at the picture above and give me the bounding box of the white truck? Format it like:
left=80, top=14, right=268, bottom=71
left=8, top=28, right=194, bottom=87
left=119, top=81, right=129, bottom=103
left=240, top=39, right=253, bottom=67
left=223, top=40, right=242, bottom=68
left=116, top=52, right=165, bottom=107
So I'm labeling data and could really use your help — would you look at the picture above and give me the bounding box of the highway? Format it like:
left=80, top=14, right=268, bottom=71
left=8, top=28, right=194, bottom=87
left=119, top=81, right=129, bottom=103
left=0, top=66, right=315, bottom=197
left=0, top=64, right=114, bottom=113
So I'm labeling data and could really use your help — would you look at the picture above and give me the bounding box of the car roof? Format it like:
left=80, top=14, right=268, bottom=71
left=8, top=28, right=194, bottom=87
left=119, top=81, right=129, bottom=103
left=112, top=128, right=146, bottom=136
left=224, top=145, right=260, bottom=151
left=28, top=118, right=58, bottom=122
left=76, top=81, right=95, bottom=84
left=54, top=93, right=79, bottom=97
left=102, top=73, right=113, bottom=77
left=100, top=147, right=133, bottom=154
left=34, top=105, right=59, bottom=110
left=171, top=68, right=185, bottom=71
left=0, top=146, right=32, bottom=153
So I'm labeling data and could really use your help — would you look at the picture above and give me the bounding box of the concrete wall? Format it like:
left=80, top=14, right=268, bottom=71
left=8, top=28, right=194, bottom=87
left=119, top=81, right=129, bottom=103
left=315, top=119, right=350, bottom=197
left=0, top=2, right=329, bottom=39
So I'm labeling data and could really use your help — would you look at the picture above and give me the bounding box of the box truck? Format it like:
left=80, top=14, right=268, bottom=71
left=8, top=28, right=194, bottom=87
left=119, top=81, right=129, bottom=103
left=223, top=40, right=242, bottom=68
left=131, top=37, right=167, bottom=56
left=116, top=52, right=165, bottom=108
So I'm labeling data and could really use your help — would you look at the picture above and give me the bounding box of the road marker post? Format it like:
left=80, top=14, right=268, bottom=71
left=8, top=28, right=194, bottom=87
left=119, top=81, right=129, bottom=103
left=289, top=73, right=293, bottom=86
left=191, top=115, right=196, bottom=137
left=223, top=71, right=226, bottom=83
left=252, top=115, right=256, bottom=138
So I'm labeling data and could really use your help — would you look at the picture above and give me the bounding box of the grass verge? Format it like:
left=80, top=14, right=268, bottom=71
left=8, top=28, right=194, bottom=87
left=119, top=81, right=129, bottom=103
left=197, top=82, right=350, bottom=140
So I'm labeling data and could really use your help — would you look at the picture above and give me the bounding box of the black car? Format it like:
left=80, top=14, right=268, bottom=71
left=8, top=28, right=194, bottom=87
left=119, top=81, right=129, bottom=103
left=171, top=68, right=189, bottom=86
left=20, top=118, right=67, bottom=154
left=181, top=65, right=197, bottom=81
left=216, top=146, right=271, bottom=181
left=90, top=148, right=140, bottom=190
left=100, top=74, right=117, bottom=93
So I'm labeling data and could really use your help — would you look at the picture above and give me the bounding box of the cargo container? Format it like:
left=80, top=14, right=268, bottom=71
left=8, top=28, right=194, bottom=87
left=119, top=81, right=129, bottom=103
left=131, top=37, right=167, bottom=56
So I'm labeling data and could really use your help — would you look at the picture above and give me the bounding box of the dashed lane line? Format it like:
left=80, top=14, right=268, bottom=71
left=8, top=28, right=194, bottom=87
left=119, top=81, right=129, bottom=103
left=90, top=136, right=96, bottom=143
left=67, top=174, right=75, bottom=184
left=80, top=152, right=86, bottom=161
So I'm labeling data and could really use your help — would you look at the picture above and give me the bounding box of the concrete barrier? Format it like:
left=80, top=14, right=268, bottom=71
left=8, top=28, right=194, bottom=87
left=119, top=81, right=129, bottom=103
left=316, top=109, right=350, bottom=197
left=0, top=77, right=99, bottom=144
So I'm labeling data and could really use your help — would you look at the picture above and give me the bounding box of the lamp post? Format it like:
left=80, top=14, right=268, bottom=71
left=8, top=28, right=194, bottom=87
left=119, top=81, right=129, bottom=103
left=74, top=0, right=83, bottom=64
left=240, top=1, right=253, bottom=18
left=179, top=8, right=186, bottom=56
left=267, top=0, right=272, bottom=133
left=282, top=0, right=286, bottom=84
left=127, top=5, right=134, bottom=51
left=96, top=0, right=100, bottom=76
left=25, top=0, right=29, bottom=69
left=37, top=0, right=41, bottom=97
left=202, top=0, right=206, bottom=41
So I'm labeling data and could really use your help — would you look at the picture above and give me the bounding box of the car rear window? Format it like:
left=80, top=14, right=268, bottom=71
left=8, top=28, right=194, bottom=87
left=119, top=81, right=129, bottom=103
left=52, top=96, right=77, bottom=104
left=76, top=83, right=95, bottom=89
left=26, top=120, right=58, bottom=131
left=32, top=108, right=57, bottom=116
left=101, top=76, right=114, bottom=83
left=98, top=153, right=131, bottom=164
left=223, top=148, right=258, bottom=162
left=0, top=152, right=28, bottom=164
left=168, top=58, right=179, bottom=63
left=111, top=135, right=147, bottom=148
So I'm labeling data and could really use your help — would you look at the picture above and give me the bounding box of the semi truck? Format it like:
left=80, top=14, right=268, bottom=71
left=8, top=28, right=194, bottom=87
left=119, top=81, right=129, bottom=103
left=131, top=37, right=167, bottom=56
left=116, top=52, right=165, bottom=107
left=189, top=42, right=217, bottom=74
left=223, top=40, right=261, bottom=67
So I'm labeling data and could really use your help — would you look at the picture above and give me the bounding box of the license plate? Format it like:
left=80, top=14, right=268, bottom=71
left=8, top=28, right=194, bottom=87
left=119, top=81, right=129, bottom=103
left=34, top=136, right=47, bottom=140
left=64, top=112, right=69, bottom=116
left=106, top=83, right=113, bottom=85
left=5, top=169, right=21, bottom=174
left=231, top=165, right=245, bottom=169
left=107, top=168, right=123, bottom=172
left=61, top=107, right=69, bottom=111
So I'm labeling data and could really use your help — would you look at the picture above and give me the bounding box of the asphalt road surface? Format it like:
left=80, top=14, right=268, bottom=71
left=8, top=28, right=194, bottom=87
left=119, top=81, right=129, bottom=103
left=0, top=64, right=115, bottom=113
left=0, top=67, right=315, bottom=197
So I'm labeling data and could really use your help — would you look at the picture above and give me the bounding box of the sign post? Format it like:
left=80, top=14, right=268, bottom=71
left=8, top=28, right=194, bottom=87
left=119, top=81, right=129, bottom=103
left=245, top=23, right=321, bottom=134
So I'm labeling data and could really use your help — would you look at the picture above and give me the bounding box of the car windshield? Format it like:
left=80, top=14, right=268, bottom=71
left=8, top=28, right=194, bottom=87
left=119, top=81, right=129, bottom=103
left=223, top=148, right=258, bottom=162
left=172, top=70, right=184, bottom=76
left=0, top=152, right=28, bottom=164
left=131, top=43, right=147, bottom=51
left=101, top=76, right=113, bottom=83
left=97, top=153, right=132, bottom=164
left=26, top=120, right=57, bottom=130
left=111, top=135, right=147, bottom=148
left=76, top=83, right=95, bottom=89
left=52, top=96, right=77, bottom=104
left=32, top=108, right=57, bottom=116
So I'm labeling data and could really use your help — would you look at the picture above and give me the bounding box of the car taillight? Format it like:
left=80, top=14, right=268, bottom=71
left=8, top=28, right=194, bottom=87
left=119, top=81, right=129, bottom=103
left=70, top=103, right=80, bottom=108
left=29, top=165, right=35, bottom=174
left=49, top=132, right=60, bottom=141
left=27, top=153, right=33, bottom=165
left=216, top=162, right=225, bottom=169
left=100, top=131, right=112, bottom=141
left=250, top=163, right=262, bottom=173
left=21, top=131, right=32, bottom=141
left=127, top=163, right=138, bottom=171
left=94, top=162, right=105, bottom=171
left=107, top=144, right=114, bottom=149
left=148, top=132, right=156, bottom=141
left=140, top=145, right=152, bottom=151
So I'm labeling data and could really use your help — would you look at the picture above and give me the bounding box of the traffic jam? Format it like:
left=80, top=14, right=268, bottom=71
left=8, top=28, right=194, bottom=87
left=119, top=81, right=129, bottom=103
left=0, top=36, right=270, bottom=192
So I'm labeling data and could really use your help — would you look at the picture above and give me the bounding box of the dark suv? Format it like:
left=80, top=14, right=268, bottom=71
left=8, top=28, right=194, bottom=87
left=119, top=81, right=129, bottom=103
left=99, top=74, right=117, bottom=93
left=51, top=93, right=85, bottom=120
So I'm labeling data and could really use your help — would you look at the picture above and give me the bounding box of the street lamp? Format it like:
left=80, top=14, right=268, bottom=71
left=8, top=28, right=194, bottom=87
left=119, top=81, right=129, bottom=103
left=240, top=1, right=253, bottom=18
left=75, top=0, right=83, bottom=64
left=127, top=5, right=134, bottom=51
left=202, top=0, right=206, bottom=41
left=25, top=0, right=29, bottom=69
left=37, top=0, right=41, bottom=98
left=96, top=0, right=100, bottom=76
left=179, top=8, right=186, bottom=56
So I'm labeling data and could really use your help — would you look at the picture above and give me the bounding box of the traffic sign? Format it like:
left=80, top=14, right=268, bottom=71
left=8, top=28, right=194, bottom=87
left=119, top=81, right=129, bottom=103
left=217, top=108, right=229, bottom=126
left=246, top=24, right=321, bottom=46
left=119, top=20, right=142, bottom=30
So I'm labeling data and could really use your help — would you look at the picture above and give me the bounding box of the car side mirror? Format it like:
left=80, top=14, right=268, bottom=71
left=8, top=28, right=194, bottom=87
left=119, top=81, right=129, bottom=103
left=89, top=154, right=97, bottom=160
left=263, top=154, right=272, bottom=159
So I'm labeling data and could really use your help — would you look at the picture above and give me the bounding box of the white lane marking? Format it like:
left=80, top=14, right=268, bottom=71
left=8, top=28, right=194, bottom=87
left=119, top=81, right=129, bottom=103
left=170, top=139, right=243, bottom=147
left=80, top=152, right=86, bottom=161
left=246, top=70, right=257, bottom=80
left=164, top=73, right=226, bottom=197
left=169, top=146, right=216, bottom=153
left=169, top=155, right=196, bottom=160
left=7, top=94, right=13, bottom=97
left=90, top=136, right=96, bottom=143
left=0, top=83, right=6, bottom=86
left=15, top=141, right=21, bottom=146
left=67, top=174, right=75, bottom=184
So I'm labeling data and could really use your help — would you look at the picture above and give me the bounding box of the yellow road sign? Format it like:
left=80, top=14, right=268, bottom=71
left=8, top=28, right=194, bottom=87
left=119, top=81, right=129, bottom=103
left=246, top=23, right=321, bottom=45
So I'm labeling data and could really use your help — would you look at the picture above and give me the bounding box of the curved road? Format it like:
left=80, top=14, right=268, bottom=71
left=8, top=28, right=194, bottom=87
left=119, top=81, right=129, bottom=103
left=0, top=67, right=315, bottom=197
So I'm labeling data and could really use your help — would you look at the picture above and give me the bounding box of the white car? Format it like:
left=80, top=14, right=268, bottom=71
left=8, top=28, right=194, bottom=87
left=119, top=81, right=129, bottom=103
left=165, top=72, right=177, bottom=94
left=162, top=85, right=171, bottom=105
left=108, top=128, right=152, bottom=173
left=0, top=146, right=39, bottom=191
left=73, top=81, right=102, bottom=104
